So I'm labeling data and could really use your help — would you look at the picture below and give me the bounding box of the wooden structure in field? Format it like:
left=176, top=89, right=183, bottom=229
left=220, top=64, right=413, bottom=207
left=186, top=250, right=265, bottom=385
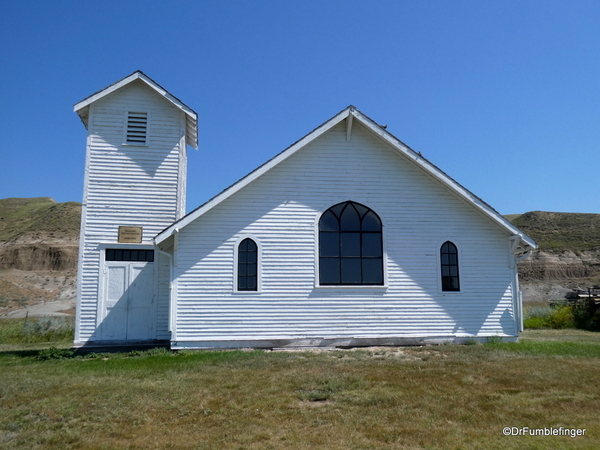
left=74, top=71, right=536, bottom=349
left=73, top=71, right=196, bottom=344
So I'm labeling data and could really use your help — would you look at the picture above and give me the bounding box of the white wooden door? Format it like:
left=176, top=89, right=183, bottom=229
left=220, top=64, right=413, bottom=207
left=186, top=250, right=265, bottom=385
left=101, top=261, right=155, bottom=341
left=102, top=264, right=129, bottom=340
left=127, top=264, right=155, bottom=340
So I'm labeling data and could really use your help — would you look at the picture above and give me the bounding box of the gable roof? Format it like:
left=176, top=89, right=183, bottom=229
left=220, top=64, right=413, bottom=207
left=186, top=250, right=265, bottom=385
left=74, top=70, right=198, bottom=149
left=154, top=106, right=536, bottom=251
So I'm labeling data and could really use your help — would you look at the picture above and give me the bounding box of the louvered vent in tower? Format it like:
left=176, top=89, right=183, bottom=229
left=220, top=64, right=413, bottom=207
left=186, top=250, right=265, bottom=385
left=126, top=112, right=148, bottom=144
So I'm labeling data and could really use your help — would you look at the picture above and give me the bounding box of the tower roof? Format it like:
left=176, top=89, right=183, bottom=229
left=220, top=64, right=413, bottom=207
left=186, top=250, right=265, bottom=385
left=74, top=70, right=198, bottom=149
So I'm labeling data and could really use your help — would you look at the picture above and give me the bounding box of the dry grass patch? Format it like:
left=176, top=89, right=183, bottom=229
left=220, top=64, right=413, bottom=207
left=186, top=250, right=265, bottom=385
left=1, top=332, right=599, bottom=449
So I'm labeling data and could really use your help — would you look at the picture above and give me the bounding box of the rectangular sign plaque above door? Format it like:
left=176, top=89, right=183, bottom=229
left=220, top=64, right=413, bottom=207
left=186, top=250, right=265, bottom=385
left=118, top=226, right=143, bottom=243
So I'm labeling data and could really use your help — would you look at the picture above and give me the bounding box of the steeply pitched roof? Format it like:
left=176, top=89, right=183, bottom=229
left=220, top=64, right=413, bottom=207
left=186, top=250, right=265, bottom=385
left=74, top=70, right=198, bottom=149
left=154, top=106, right=536, bottom=250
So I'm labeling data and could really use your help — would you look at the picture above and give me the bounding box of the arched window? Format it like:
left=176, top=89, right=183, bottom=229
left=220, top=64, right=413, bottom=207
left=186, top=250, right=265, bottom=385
left=237, top=238, right=258, bottom=291
left=440, top=241, right=460, bottom=291
left=319, top=201, right=383, bottom=285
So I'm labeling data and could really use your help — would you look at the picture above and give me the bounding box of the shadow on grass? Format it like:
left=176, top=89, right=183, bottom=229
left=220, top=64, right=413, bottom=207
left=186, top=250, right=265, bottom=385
left=0, top=344, right=268, bottom=365
left=0, top=345, right=171, bottom=362
left=0, top=349, right=42, bottom=359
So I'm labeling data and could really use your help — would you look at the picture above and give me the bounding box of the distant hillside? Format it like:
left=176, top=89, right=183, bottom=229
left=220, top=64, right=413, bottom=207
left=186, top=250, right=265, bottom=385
left=0, top=198, right=81, bottom=272
left=0, top=197, right=81, bottom=243
left=508, top=211, right=600, bottom=252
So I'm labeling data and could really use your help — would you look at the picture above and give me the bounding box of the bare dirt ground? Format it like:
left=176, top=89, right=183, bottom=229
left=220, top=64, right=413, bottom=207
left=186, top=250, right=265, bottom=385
left=0, top=269, right=76, bottom=318
left=521, top=281, right=573, bottom=303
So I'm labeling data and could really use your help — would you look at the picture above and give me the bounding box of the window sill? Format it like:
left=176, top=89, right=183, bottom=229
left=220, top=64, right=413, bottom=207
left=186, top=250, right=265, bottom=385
left=314, top=284, right=388, bottom=291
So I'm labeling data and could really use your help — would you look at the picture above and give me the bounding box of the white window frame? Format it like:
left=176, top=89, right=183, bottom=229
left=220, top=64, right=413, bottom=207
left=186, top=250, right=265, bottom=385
left=436, top=239, right=464, bottom=294
left=233, top=235, right=262, bottom=294
left=313, top=199, right=389, bottom=290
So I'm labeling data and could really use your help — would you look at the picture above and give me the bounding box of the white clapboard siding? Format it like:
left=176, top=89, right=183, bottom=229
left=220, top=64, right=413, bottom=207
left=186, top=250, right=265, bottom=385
left=75, top=80, right=187, bottom=343
left=172, top=120, right=518, bottom=345
left=155, top=251, right=171, bottom=340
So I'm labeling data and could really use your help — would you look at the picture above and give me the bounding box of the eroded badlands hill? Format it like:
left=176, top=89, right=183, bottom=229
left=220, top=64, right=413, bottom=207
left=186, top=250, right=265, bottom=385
left=0, top=198, right=80, bottom=315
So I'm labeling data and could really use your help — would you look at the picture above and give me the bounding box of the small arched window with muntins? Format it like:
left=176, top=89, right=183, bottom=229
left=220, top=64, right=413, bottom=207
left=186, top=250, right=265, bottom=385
left=238, top=238, right=258, bottom=291
left=440, top=241, right=460, bottom=291
left=319, top=201, right=383, bottom=285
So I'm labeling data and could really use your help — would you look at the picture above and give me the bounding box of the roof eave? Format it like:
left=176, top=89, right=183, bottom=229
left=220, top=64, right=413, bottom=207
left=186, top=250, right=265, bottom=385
left=155, top=106, right=536, bottom=246
left=350, top=109, right=538, bottom=249
left=73, top=71, right=198, bottom=149
left=154, top=106, right=354, bottom=244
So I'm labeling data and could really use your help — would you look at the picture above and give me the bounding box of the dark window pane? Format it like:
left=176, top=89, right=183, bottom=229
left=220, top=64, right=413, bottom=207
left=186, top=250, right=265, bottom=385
left=442, top=276, right=459, bottom=291
left=246, top=239, right=257, bottom=252
left=362, top=211, right=381, bottom=232
left=362, top=258, right=383, bottom=284
left=320, top=211, right=339, bottom=231
left=450, top=277, right=459, bottom=290
left=320, top=258, right=340, bottom=284
left=340, top=204, right=360, bottom=231
left=341, top=233, right=360, bottom=257
left=362, top=233, right=382, bottom=257
left=442, top=277, right=449, bottom=290
left=106, top=249, right=154, bottom=262
left=320, top=232, right=339, bottom=257
left=441, top=241, right=459, bottom=291
left=238, top=238, right=258, bottom=291
left=354, top=203, right=368, bottom=218
left=319, top=202, right=383, bottom=286
left=341, top=258, right=361, bottom=284
left=330, top=203, right=345, bottom=218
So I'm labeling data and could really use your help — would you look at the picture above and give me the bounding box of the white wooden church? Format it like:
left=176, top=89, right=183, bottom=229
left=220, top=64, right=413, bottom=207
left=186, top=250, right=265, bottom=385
left=73, top=71, right=536, bottom=349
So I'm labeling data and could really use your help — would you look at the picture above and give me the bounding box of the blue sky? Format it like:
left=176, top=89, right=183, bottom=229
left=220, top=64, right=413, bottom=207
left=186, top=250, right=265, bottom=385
left=1, top=1, right=599, bottom=215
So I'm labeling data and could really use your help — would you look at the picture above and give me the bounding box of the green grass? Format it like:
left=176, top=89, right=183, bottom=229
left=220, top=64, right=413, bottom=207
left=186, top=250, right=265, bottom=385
left=485, top=339, right=600, bottom=358
left=0, top=316, right=74, bottom=345
left=0, top=330, right=599, bottom=449
left=523, top=302, right=600, bottom=331
left=0, top=197, right=80, bottom=242
left=524, top=304, right=576, bottom=329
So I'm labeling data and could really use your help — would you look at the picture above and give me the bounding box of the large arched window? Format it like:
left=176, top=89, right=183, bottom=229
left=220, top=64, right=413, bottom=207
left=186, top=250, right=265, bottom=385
left=237, top=238, right=258, bottom=291
left=319, top=201, right=383, bottom=285
left=440, top=241, right=460, bottom=291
